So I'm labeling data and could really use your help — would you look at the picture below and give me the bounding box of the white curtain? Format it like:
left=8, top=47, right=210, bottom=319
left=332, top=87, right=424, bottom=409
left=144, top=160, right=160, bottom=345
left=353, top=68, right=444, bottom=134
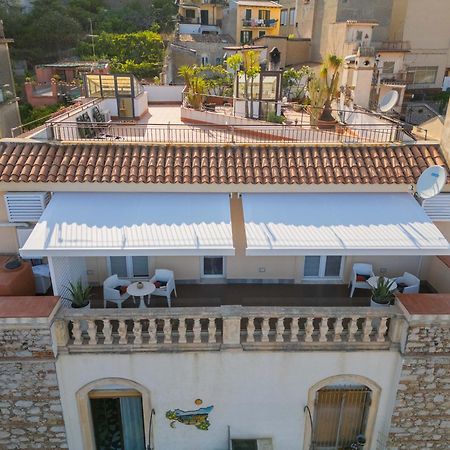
left=120, top=397, right=145, bottom=450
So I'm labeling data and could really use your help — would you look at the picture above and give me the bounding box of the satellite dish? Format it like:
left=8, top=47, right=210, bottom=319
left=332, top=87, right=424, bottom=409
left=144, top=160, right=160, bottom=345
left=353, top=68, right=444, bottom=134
left=379, top=90, right=399, bottom=113
left=344, top=54, right=357, bottom=62
left=416, top=165, right=447, bottom=200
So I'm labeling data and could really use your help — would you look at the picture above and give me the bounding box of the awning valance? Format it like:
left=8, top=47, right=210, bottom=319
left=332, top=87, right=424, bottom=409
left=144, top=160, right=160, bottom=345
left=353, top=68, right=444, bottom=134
left=242, top=193, right=450, bottom=256
left=20, top=193, right=234, bottom=257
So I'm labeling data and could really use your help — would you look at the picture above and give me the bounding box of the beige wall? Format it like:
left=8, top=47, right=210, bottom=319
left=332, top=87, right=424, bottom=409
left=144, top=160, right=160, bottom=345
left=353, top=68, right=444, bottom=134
left=226, top=256, right=299, bottom=280
left=86, top=257, right=108, bottom=285
left=420, top=256, right=450, bottom=293
left=153, top=256, right=200, bottom=280
left=0, top=191, right=20, bottom=254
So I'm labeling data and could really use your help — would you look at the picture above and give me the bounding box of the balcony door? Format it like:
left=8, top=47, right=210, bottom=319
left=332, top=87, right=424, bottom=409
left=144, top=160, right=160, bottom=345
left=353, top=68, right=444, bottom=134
left=303, top=256, right=344, bottom=281
left=108, top=256, right=149, bottom=279
left=201, top=9, right=209, bottom=25
left=90, top=391, right=145, bottom=450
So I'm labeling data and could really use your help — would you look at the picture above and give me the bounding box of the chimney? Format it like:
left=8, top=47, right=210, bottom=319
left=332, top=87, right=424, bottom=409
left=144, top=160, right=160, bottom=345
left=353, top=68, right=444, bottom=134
left=440, top=102, right=450, bottom=164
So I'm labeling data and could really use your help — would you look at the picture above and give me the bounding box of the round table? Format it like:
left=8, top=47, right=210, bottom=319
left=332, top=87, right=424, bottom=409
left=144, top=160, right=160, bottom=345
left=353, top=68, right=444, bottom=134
left=127, top=281, right=155, bottom=308
left=367, top=276, right=397, bottom=291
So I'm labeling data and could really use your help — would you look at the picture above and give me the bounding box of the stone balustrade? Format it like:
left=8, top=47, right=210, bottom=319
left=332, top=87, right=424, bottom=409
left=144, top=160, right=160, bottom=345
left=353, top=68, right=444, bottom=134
left=52, top=305, right=403, bottom=353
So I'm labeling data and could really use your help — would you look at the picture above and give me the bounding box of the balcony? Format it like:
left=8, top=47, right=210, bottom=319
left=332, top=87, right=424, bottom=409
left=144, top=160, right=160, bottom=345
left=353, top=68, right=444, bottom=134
left=376, top=41, right=411, bottom=52
left=242, top=18, right=278, bottom=28
left=53, top=303, right=401, bottom=353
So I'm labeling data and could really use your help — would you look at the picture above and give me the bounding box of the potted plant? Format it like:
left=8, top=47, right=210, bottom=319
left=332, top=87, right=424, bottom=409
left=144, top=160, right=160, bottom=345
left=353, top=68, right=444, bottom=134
left=65, top=279, right=92, bottom=309
left=370, top=277, right=395, bottom=307
left=307, top=54, right=342, bottom=128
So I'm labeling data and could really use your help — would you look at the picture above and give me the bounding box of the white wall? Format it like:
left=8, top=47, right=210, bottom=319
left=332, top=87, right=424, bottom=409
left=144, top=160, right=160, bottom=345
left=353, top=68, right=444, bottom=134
left=144, top=85, right=184, bottom=103
left=134, top=91, right=149, bottom=117
left=56, top=349, right=401, bottom=450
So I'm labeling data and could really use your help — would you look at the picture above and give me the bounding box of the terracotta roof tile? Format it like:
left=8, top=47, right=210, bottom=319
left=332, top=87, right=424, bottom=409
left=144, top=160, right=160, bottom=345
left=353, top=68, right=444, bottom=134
left=0, top=142, right=447, bottom=185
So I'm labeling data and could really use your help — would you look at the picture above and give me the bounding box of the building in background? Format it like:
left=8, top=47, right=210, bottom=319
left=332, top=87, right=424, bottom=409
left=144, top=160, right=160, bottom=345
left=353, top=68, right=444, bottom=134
left=289, top=0, right=450, bottom=93
left=0, top=20, right=21, bottom=138
left=233, top=0, right=281, bottom=44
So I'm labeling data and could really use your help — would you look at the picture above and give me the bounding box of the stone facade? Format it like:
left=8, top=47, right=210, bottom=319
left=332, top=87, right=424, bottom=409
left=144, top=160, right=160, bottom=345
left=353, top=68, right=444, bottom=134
left=388, top=323, right=450, bottom=449
left=0, top=326, right=68, bottom=449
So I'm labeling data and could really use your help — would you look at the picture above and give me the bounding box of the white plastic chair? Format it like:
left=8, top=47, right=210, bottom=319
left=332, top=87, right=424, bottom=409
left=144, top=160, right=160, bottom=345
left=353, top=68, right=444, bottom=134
left=349, top=263, right=375, bottom=297
left=395, top=272, right=420, bottom=294
left=103, top=274, right=131, bottom=308
left=149, top=269, right=177, bottom=307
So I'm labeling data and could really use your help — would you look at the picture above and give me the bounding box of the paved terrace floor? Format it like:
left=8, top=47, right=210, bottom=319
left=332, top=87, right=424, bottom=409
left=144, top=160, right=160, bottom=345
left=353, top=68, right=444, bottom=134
left=90, top=283, right=372, bottom=308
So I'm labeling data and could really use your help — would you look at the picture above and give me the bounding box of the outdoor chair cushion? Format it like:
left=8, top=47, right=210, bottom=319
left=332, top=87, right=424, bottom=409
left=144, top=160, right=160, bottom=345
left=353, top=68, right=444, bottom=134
left=356, top=274, right=371, bottom=282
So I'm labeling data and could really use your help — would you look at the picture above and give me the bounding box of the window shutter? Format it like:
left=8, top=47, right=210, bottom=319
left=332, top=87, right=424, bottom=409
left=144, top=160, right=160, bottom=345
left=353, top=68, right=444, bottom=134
left=4, top=192, right=50, bottom=222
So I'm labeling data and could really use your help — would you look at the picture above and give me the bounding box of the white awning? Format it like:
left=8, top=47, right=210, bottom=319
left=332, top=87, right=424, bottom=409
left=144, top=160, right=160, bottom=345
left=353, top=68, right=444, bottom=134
left=243, top=193, right=450, bottom=256
left=20, top=193, right=234, bottom=257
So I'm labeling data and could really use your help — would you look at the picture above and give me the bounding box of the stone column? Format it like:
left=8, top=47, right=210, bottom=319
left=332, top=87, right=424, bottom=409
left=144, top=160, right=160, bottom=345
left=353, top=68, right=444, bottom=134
left=387, top=296, right=450, bottom=449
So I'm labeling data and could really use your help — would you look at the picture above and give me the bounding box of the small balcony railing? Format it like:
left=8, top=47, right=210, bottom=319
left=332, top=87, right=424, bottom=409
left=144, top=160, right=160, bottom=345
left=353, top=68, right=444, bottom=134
left=52, top=305, right=403, bottom=353
left=242, top=18, right=278, bottom=28
left=377, top=41, right=411, bottom=52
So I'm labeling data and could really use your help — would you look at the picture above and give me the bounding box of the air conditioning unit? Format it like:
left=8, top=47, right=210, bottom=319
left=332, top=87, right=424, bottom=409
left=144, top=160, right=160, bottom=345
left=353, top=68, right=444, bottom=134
left=232, top=438, right=273, bottom=450
left=101, top=109, right=111, bottom=122
left=4, top=192, right=50, bottom=223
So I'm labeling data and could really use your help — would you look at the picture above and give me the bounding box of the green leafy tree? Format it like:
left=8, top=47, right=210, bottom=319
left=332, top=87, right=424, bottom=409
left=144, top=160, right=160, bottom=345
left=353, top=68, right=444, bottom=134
left=242, top=50, right=260, bottom=118
left=282, top=66, right=313, bottom=101
left=90, top=30, right=164, bottom=79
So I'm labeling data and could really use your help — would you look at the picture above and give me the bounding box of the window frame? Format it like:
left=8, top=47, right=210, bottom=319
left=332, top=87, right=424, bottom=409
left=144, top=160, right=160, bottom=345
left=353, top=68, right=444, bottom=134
left=303, top=255, right=344, bottom=281
left=303, top=375, right=381, bottom=450
left=289, top=7, right=296, bottom=25
left=77, top=378, right=152, bottom=450
left=201, top=256, right=225, bottom=278
left=240, top=30, right=253, bottom=44
left=407, top=66, right=438, bottom=85
left=382, top=61, right=395, bottom=74
left=280, top=9, right=288, bottom=26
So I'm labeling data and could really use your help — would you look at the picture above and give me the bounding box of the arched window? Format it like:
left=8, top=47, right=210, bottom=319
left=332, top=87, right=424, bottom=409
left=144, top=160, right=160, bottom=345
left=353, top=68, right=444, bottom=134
left=76, top=378, right=152, bottom=450
left=304, top=375, right=381, bottom=450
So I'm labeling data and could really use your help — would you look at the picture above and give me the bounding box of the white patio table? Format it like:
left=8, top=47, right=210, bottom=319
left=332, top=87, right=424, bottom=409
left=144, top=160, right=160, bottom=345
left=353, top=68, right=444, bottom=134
left=127, top=281, right=156, bottom=308
left=366, top=276, right=397, bottom=292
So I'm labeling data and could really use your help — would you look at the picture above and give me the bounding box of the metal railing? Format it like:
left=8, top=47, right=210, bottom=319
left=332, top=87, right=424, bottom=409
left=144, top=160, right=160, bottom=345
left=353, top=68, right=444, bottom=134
left=46, top=121, right=404, bottom=144
left=242, top=18, right=278, bottom=27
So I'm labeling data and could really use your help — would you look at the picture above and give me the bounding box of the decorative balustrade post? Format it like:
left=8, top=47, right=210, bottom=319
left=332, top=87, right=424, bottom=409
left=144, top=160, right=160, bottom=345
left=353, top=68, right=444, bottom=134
left=193, top=318, right=202, bottom=344
left=133, top=319, right=142, bottom=345
left=377, top=317, right=388, bottom=342
left=118, top=319, right=127, bottom=345
left=103, top=319, right=113, bottom=345
left=275, top=317, right=285, bottom=343
left=163, top=319, right=172, bottom=344
left=208, top=317, right=217, bottom=343
left=87, top=320, right=98, bottom=345
left=261, top=318, right=270, bottom=343
left=362, top=317, right=373, bottom=343
left=333, top=317, right=343, bottom=343
left=305, top=317, right=314, bottom=342
left=247, top=317, right=255, bottom=343
left=72, top=320, right=82, bottom=345
left=148, top=319, right=157, bottom=344
left=348, top=316, right=359, bottom=342
left=178, top=318, right=187, bottom=344
left=290, top=317, right=299, bottom=343
left=319, top=317, right=329, bottom=342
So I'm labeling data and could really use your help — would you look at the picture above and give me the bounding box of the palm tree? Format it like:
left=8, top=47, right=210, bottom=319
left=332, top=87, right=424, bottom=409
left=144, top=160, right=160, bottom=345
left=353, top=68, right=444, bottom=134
left=319, top=54, right=343, bottom=121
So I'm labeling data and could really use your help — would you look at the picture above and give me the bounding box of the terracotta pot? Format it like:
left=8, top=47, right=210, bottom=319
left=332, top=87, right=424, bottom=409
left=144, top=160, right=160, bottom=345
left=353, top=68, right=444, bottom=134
left=317, top=118, right=337, bottom=130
